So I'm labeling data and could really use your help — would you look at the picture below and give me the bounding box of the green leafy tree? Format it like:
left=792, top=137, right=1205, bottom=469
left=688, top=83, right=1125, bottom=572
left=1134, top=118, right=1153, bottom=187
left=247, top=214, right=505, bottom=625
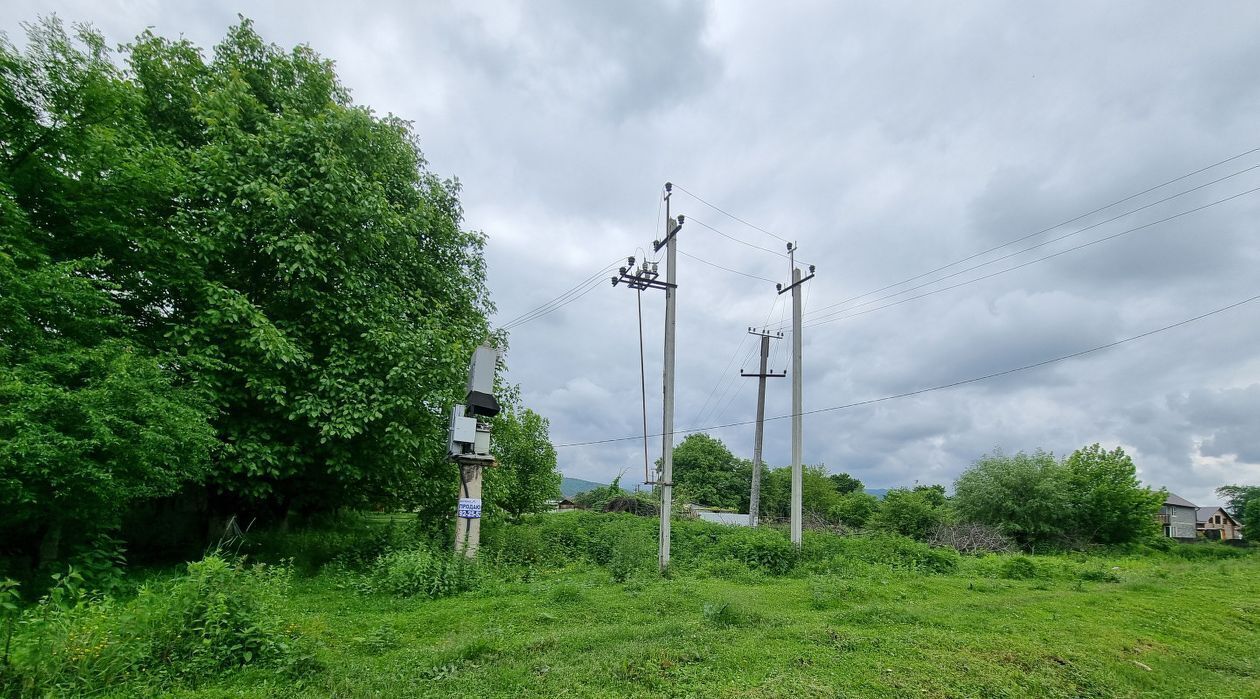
left=827, top=492, right=880, bottom=528
left=1243, top=499, right=1260, bottom=541
left=1063, top=444, right=1163, bottom=544
left=869, top=487, right=950, bottom=540
left=1, top=18, right=495, bottom=532
left=486, top=403, right=561, bottom=521
left=828, top=472, right=864, bottom=495
left=757, top=465, right=847, bottom=520
left=0, top=191, right=214, bottom=563
left=668, top=434, right=751, bottom=510
left=953, top=450, right=1070, bottom=548
left=1216, top=485, right=1260, bottom=522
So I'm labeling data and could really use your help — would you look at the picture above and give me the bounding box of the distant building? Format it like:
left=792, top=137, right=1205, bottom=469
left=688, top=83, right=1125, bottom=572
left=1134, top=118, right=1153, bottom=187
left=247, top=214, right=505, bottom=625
left=686, top=504, right=752, bottom=527
left=697, top=511, right=752, bottom=527
left=1196, top=506, right=1243, bottom=541
left=1158, top=493, right=1198, bottom=540
left=544, top=498, right=580, bottom=512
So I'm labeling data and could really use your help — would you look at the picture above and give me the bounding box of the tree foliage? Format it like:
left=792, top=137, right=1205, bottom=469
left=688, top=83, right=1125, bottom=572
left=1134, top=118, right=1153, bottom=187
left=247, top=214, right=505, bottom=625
left=1062, top=444, right=1163, bottom=544
left=0, top=17, right=503, bottom=555
left=1216, top=485, right=1260, bottom=521
left=954, top=445, right=1162, bottom=549
left=486, top=401, right=561, bottom=521
left=869, top=486, right=950, bottom=540
left=668, top=434, right=751, bottom=510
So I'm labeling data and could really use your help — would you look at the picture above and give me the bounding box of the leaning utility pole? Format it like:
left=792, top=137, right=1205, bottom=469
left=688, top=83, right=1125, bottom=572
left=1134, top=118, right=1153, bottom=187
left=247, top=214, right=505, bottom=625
left=777, top=243, right=815, bottom=547
left=742, top=328, right=785, bottom=527
left=611, top=184, right=683, bottom=572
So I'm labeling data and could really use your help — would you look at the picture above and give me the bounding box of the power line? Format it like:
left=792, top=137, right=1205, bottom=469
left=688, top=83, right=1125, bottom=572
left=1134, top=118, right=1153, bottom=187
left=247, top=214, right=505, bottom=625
left=678, top=249, right=778, bottom=283
left=689, top=217, right=793, bottom=260
left=689, top=334, right=749, bottom=426
left=695, top=342, right=758, bottom=427
left=796, top=152, right=1260, bottom=322
left=553, top=290, right=1260, bottom=448
left=672, top=183, right=791, bottom=243
left=792, top=186, right=1260, bottom=329
left=499, top=258, right=621, bottom=329
left=502, top=266, right=618, bottom=330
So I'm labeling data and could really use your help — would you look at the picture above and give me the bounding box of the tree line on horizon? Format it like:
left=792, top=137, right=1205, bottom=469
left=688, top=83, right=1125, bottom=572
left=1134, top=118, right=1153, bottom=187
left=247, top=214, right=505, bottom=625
left=582, top=433, right=1258, bottom=550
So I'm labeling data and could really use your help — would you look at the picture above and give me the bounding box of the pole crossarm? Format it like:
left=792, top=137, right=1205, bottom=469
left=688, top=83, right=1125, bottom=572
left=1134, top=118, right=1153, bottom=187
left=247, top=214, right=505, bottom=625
left=741, top=370, right=787, bottom=377
left=653, top=216, right=685, bottom=253
left=776, top=271, right=816, bottom=295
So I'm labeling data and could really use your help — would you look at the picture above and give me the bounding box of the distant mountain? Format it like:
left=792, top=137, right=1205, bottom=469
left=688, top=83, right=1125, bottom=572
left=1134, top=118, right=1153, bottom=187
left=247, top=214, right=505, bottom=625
left=561, top=476, right=606, bottom=499
left=865, top=488, right=888, bottom=499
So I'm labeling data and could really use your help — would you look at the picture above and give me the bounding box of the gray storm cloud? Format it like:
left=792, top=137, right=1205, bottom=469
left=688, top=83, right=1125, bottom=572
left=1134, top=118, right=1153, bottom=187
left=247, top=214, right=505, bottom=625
left=7, top=0, right=1258, bottom=506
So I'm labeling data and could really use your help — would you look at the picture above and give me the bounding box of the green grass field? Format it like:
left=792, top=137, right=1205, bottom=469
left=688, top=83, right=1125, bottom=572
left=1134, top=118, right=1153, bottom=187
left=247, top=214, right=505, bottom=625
left=154, top=535, right=1259, bottom=698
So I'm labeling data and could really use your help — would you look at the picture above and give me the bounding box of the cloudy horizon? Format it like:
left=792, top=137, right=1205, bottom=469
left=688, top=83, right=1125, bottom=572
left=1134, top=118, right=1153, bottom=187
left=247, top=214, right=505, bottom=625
left=8, top=1, right=1259, bottom=508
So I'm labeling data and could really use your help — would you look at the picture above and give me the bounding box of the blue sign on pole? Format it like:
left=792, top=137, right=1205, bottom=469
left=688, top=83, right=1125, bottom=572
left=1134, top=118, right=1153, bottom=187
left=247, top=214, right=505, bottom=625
left=457, top=498, right=482, bottom=519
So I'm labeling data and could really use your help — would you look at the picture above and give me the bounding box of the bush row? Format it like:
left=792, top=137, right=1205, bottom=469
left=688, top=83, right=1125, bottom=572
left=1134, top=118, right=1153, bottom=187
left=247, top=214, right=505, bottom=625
left=480, top=511, right=962, bottom=579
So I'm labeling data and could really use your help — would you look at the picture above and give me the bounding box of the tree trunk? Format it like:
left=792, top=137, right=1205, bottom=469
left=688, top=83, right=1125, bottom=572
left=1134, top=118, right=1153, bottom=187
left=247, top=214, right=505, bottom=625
left=38, top=520, right=63, bottom=567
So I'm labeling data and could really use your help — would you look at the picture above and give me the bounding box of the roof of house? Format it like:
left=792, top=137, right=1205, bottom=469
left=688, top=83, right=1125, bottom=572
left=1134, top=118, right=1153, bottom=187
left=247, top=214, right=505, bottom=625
left=1197, top=506, right=1236, bottom=524
left=697, top=511, right=751, bottom=527
left=1164, top=493, right=1197, bottom=509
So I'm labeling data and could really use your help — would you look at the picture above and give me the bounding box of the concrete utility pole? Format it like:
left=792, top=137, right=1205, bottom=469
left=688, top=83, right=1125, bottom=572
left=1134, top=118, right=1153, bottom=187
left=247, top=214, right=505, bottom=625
left=658, top=183, right=679, bottom=572
left=777, top=244, right=815, bottom=548
left=742, top=328, right=785, bottom=527
left=447, top=345, right=502, bottom=558
left=611, top=184, right=683, bottom=573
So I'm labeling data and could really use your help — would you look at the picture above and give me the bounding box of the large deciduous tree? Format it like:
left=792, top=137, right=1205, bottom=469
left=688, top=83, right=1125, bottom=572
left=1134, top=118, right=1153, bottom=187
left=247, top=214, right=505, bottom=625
left=1, top=17, right=496, bottom=548
left=954, top=445, right=1162, bottom=549
left=953, top=450, right=1070, bottom=548
left=668, top=434, right=751, bottom=510
left=1063, top=444, right=1162, bottom=544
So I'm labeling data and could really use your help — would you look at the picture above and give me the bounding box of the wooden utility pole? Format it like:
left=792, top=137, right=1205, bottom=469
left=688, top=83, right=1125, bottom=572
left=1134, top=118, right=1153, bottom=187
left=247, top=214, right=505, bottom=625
left=777, top=244, right=814, bottom=548
left=742, top=328, right=785, bottom=526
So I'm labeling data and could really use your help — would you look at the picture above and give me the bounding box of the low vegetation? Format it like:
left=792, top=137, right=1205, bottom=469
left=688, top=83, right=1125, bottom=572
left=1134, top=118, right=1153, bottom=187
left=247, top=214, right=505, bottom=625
left=2, top=512, right=1256, bottom=697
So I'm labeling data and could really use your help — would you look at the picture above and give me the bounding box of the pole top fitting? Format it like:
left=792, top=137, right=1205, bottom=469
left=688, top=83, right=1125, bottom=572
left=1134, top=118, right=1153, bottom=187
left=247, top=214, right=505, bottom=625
left=809, top=264, right=816, bottom=274
left=664, top=182, right=672, bottom=192
left=611, top=277, right=619, bottom=286
left=677, top=214, right=685, bottom=224
left=776, top=283, right=782, bottom=291
left=628, top=256, right=635, bottom=265
left=786, top=242, right=793, bottom=251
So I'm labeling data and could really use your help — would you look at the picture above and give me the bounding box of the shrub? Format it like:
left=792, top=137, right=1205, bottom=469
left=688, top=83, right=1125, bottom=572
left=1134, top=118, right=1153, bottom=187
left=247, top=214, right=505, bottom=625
left=822, top=534, right=960, bottom=574
left=713, top=529, right=799, bottom=575
left=1077, top=566, right=1121, bottom=583
left=607, top=530, right=655, bottom=583
left=1169, top=544, right=1246, bottom=561
left=999, top=556, right=1040, bottom=580
left=5, top=555, right=311, bottom=695
left=701, top=600, right=756, bottom=628
left=363, top=548, right=482, bottom=598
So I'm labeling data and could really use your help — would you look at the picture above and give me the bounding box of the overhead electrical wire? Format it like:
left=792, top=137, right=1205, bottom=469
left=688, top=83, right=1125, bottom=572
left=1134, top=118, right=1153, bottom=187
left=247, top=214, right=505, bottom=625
left=793, top=152, right=1260, bottom=323
left=689, top=334, right=749, bottom=426
left=792, top=185, right=1260, bottom=329
left=702, top=343, right=759, bottom=426
left=500, top=259, right=621, bottom=330
left=678, top=248, right=778, bottom=283
left=672, top=183, right=791, bottom=243
left=689, top=217, right=796, bottom=261
left=553, top=290, right=1260, bottom=448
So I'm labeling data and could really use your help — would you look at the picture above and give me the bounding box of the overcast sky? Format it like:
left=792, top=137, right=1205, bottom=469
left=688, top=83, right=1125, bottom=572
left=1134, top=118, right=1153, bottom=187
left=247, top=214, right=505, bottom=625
left=8, top=1, right=1260, bottom=507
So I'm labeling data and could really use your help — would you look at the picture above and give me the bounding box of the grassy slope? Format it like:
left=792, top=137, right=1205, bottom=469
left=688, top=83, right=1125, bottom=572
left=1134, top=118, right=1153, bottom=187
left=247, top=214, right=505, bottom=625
left=167, top=554, right=1260, bottom=698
